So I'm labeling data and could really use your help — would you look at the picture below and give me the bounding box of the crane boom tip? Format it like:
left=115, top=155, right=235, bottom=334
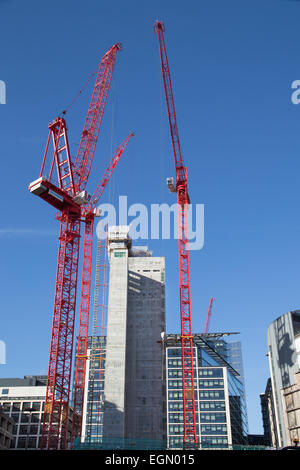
left=154, top=20, right=165, bottom=33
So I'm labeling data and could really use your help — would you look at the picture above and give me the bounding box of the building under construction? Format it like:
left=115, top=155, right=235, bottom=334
left=75, top=226, right=166, bottom=447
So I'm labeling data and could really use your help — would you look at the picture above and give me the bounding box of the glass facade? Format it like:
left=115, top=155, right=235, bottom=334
left=166, top=335, right=248, bottom=449
left=80, top=336, right=106, bottom=443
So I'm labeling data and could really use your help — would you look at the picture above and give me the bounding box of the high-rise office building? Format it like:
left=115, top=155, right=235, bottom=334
left=165, top=333, right=248, bottom=449
left=267, top=310, right=300, bottom=448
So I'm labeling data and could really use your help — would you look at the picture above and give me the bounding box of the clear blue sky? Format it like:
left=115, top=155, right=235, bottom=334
left=1, top=0, right=300, bottom=434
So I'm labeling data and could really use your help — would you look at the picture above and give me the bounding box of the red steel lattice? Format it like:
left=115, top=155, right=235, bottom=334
left=154, top=20, right=198, bottom=448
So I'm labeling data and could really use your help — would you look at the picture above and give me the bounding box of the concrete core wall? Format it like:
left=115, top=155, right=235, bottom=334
left=103, top=227, right=166, bottom=441
left=103, top=244, right=128, bottom=438
left=125, top=256, right=165, bottom=440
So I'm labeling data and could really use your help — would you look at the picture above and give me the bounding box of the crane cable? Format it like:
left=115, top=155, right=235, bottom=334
left=60, top=64, right=99, bottom=116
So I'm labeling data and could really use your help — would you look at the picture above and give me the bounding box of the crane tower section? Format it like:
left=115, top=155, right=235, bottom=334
left=154, top=21, right=198, bottom=448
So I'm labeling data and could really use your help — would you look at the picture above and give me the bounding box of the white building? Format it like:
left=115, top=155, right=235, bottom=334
left=0, top=376, right=47, bottom=449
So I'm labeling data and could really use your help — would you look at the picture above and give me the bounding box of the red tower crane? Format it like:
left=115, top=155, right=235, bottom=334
left=203, top=297, right=215, bottom=334
left=28, top=43, right=132, bottom=450
left=154, top=21, right=198, bottom=448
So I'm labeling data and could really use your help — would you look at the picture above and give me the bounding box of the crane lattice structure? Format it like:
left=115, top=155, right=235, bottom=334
left=203, top=297, right=215, bottom=334
left=29, top=43, right=133, bottom=450
left=154, top=21, right=198, bottom=448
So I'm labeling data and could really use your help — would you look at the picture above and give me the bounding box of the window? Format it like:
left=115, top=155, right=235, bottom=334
left=168, top=370, right=182, bottom=378
left=85, top=424, right=103, bottom=436
left=19, top=425, right=29, bottom=435
left=31, top=414, right=40, bottom=423
left=168, top=413, right=184, bottom=423
left=29, top=425, right=39, bottom=435
left=2, top=403, right=11, bottom=412
left=17, top=437, right=26, bottom=449
left=90, top=413, right=103, bottom=424
left=201, top=424, right=227, bottom=435
left=199, top=401, right=225, bottom=411
left=169, top=424, right=184, bottom=435
left=198, top=368, right=223, bottom=378
left=88, top=391, right=102, bottom=401
left=1, top=389, right=9, bottom=395
left=27, top=437, right=37, bottom=449
left=198, top=379, right=224, bottom=389
left=20, top=413, right=30, bottom=423
left=168, top=348, right=181, bottom=358
left=199, top=390, right=225, bottom=400
left=169, top=437, right=183, bottom=448
left=168, top=360, right=182, bottom=368
left=11, top=413, right=20, bottom=424
left=201, top=436, right=228, bottom=448
left=168, top=402, right=183, bottom=411
left=32, top=402, right=41, bottom=411
left=168, top=380, right=183, bottom=390
left=168, top=391, right=183, bottom=400
left=200, top=413, right=226, bottom=423
left=10, top=437, right=16, bottom=449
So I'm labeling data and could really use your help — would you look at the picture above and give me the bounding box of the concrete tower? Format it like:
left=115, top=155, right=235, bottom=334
left=103, top=226, right=166, bottom=442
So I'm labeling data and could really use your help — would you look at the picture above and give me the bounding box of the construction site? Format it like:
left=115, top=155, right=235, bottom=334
left=4, top=0, right=300, bottom=454
left=22, top=21, right=250, bottom=451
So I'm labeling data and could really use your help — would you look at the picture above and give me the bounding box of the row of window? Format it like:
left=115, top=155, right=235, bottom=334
left=13, top=425, right=40, bottom=435
left=168, top=366, right=223, bottom=378
left=169, top=413, right=226, bottom=433
left=88, top=372, right=105, bottom=380
left=168, top=390, right=225, bottom=400
left=168, top=379, right=224, bottom=389
left=168, top=436, right=228, bottom=449
left=168, top=368, right=223, bottom=378
left=86, top=403, right=104, bottom=413
left=169, top=423, right=227, bottom=436
left=85, top=412, right=103, bottom=424
left=85, top=424, right=103, bottom=437
left=9, top=413, right=41, bottom=424
left=10, top=436, right=40, bottom=449
left=0, top=401, right=43, bottom=412
left=168, top=401, right=226, bottom=412
left=88, top=362, right=105, bottom=371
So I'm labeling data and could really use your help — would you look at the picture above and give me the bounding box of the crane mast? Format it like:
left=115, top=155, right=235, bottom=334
left=154, top=21, right=198, bottom=448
